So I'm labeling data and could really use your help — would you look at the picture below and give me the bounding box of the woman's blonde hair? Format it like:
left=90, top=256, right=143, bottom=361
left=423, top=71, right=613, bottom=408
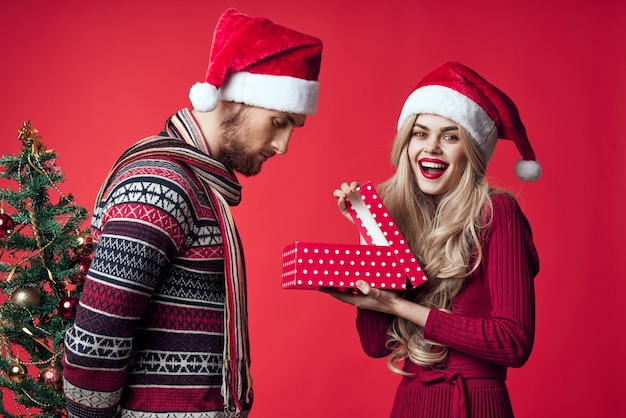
left=379, top=114, right=495, bottom=372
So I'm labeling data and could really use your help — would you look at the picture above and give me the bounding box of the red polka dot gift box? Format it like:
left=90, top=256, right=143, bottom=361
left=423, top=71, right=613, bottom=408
left=282, top=242, right=408, bottom=290
left=281, top=181, right=428, bottom=290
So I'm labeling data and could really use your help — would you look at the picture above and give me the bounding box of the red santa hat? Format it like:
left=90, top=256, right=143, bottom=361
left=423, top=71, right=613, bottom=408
left=398, top=62, right=541, bottom=181
left=189, top=8, right=323, bottom=115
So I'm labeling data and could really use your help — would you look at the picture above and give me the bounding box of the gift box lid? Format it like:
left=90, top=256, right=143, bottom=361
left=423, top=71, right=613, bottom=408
left=346, top=181, right=428, bottom=287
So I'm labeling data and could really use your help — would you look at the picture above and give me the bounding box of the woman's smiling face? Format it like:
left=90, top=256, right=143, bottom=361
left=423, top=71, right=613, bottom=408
left=407, top=114, right=468, bottom=197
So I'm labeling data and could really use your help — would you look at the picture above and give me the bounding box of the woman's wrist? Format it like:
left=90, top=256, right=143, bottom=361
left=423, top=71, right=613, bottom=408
left=393, top=297, right=431, bottom=328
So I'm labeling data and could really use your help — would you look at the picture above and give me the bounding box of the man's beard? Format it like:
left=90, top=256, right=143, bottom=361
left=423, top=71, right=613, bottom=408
left=219, top=107, right=263, bottom=177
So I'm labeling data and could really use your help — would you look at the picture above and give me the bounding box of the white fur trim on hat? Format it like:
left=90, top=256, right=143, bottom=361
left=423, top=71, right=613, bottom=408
left=189, top=82, right=219, bottom=112
left=220, top=71, right=320, bottom=115
left=398, top=85, right=498, bottom=162
left=515, top=159, right=542, bottom=181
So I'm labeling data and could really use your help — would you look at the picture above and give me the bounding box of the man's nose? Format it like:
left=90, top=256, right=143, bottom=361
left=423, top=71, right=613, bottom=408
left=272, top=134, right=291, bottom=155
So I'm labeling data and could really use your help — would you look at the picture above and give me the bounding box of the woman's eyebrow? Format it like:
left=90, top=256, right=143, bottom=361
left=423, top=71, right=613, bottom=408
left=413, top=123, right=458, bottom=132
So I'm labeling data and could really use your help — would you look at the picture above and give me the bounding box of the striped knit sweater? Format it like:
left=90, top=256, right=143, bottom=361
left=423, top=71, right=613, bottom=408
left=355, top=193, right=539, bottom=418
left=62, top=109, right=251, bottom=418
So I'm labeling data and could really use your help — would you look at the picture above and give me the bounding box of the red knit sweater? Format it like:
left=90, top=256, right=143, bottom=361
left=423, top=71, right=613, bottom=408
left=356, top=193, right=539, bottom=418
left=62, top=110, right=250, bottom=417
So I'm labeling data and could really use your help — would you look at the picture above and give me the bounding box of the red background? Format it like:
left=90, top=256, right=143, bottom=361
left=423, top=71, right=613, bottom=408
left=1, top=1, right=625, bottom=417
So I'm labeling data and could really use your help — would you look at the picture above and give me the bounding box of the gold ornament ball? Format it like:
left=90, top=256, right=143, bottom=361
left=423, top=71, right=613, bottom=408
left=10, top=287, right=42, bottom=306
left=8, top=363, right=28, bottom=383
left=73, top=232, right=94, bottom=256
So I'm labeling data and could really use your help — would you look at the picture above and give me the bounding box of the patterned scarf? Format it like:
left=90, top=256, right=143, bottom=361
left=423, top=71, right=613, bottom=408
left=95, top=110, right=251, bottom=416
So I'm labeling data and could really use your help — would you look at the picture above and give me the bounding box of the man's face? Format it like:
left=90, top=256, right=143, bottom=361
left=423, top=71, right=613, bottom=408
left=219, top=106, right=307, bottom=176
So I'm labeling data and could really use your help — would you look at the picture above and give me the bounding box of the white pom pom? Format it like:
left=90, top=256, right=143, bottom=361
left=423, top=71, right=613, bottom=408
left=189, top=82, right=219, bottom=112
left=515, top=159, right=542, bottom=182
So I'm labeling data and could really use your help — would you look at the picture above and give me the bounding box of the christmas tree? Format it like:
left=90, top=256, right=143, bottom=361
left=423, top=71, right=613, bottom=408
left=0, top=121, right=92, bottom=418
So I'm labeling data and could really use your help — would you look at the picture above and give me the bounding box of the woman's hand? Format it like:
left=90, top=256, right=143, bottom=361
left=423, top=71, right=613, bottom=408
left=321, top=280, right=400, bottom=314
left=321, top=280, right=431, bottom=327
left=333, top=181, right=361, bottom=223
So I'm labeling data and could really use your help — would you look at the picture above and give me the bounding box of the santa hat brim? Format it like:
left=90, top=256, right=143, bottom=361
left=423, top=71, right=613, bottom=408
left=398, top=85, right=498, bottom=162
left=189, top=71, right=320, bottom=115
left=220, top=71, right=320, bottom=115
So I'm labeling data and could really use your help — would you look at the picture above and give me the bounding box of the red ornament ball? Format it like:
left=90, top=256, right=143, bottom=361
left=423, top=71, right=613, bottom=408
left=58, top=296, right=78, bottom=320
left=69, top=255, right=92, bottom=284
left=38, top=365, right=62, bottom=390
left=73, top=231, right=93, bottom=256
left=0, top=212, right=14, bottom=237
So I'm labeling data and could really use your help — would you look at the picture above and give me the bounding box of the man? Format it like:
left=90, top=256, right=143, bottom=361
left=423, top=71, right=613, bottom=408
left=62, top=8, right=322, bottom=418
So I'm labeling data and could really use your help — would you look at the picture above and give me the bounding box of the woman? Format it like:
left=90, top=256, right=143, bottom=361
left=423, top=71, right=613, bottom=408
left=326, top=62, right=541, bottom=418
